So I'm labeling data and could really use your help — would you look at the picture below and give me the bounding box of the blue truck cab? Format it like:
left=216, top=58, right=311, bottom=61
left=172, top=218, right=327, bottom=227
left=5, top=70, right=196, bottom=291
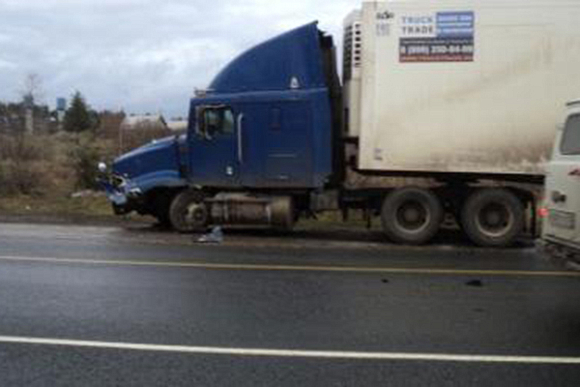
left=102, top=23, right=342, bottom=231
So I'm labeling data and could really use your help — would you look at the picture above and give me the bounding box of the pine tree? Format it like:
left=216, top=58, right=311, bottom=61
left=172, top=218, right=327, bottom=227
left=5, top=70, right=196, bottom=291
left=63, top=91, right=96, bottom=133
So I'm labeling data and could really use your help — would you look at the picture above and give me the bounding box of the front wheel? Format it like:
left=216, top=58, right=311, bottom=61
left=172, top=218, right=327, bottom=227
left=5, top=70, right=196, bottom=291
left=169, top=189, right=209, bottom=233
left=461, top=189, right=524, bottom=247
left=381, top=187, right=443, bottom=245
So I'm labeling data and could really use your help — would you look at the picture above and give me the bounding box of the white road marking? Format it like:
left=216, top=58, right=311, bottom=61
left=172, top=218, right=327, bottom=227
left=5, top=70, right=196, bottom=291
left=0, top=335, right=578, bottom=364
left=0, top=255, right=577, bottom=277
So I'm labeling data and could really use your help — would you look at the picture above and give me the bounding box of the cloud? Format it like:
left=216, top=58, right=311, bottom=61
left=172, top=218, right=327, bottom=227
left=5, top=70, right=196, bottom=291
left=0, top=0, right=360, bottom=116
left=0, top=58, right=16, bottom=69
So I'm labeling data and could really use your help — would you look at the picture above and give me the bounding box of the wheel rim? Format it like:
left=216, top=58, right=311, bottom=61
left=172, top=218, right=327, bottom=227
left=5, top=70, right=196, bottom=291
left=185, top=203, right=207, bottom=228
left=475, top=202, right=513, bottom=238
left=395, top=200, right=431, bottom=233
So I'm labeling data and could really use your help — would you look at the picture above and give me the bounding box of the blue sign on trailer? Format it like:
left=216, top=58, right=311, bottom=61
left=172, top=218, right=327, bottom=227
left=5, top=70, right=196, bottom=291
left=400, top=10, right=475, bottom=62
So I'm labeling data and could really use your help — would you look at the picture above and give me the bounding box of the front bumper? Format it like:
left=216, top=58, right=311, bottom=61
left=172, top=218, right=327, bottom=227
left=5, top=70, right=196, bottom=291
left=99, top=175, right=143, bottom=215
left=537, top=238, right=580, bottom=271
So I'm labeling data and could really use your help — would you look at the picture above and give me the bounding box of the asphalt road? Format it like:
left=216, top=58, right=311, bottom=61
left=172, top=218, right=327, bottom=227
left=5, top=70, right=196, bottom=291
left=0, top=223, right=580, bottom=386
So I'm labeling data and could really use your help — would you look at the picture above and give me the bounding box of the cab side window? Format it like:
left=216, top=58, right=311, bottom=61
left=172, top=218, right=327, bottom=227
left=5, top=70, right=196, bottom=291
left=561, top=114, right=580, bottom=155
left=197, top=106, right=234, bottom=139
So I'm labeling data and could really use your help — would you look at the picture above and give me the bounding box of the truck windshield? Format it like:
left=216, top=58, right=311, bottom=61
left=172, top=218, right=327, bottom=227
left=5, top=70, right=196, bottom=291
left=560, top=114, right=580, bottom=155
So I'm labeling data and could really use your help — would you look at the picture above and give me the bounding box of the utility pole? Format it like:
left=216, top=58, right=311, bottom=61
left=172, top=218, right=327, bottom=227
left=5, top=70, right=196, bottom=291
left=23, top=94, right=34, bottom=134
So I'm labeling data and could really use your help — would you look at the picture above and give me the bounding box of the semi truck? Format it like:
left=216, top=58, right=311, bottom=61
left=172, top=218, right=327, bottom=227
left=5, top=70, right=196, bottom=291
left=100, top=0, right=580, bottom=247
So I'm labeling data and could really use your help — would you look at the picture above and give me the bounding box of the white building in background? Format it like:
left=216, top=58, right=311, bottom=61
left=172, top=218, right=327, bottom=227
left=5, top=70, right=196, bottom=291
left=120, top=114, right=167, bottom=131
left=166, top=118, right=188, bottom=133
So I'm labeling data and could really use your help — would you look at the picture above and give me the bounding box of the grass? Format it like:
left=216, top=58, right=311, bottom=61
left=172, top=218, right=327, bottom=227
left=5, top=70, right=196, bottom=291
left=0, top=194, right=111, bottom=217
left=0, top=193, right=148, bottom=227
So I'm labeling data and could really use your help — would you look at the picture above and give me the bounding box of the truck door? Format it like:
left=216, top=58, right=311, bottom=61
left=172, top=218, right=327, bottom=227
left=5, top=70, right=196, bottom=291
left=189, top=104, right=239, bottom=187
left=545, top=113, right=580, bottom=246
left=237, top=101, right=312, bottom=187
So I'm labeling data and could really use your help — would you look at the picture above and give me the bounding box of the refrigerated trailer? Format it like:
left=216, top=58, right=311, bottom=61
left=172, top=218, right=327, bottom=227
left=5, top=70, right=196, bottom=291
left=100, top=0, right=580, bottom=246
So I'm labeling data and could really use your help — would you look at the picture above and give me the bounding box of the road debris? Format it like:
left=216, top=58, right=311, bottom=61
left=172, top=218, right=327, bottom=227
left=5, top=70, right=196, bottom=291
left=196, top=226, right=224, bottom=244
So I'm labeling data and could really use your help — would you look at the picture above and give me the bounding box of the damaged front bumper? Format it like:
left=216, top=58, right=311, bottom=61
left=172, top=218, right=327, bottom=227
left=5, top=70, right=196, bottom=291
left=99, top=174, right=143, bottom=215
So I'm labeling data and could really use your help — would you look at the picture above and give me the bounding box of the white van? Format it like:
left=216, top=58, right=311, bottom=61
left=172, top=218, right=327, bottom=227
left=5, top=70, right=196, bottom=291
left=540, top=101, right=580, bottom=270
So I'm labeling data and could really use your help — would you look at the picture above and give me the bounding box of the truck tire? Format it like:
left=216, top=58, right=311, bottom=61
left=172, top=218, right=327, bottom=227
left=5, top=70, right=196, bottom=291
left=461, top=189, right=524, bottom=247
left=150, top=191, right=173, bottom=229
left=381, top=188, right=443, bottom=245
left=169, top=189, right=208, bottom=233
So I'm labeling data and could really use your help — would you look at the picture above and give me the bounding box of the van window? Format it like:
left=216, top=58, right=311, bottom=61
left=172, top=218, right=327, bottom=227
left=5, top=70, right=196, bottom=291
left=560, top=114, right=580, bottom=155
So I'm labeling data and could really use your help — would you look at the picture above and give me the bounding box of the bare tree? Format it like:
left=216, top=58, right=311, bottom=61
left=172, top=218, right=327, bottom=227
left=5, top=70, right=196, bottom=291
left=19, top=73, right=44, bottom=134
left=21, top=73, right=43, bottom=105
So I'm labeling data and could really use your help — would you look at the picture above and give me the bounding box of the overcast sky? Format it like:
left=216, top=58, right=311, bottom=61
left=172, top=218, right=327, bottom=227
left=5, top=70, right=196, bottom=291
left=0, top=0, right=360, bottom=118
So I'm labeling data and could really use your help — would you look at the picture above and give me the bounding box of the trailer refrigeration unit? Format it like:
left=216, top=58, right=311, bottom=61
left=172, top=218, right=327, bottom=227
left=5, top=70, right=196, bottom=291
left=100, top=0, right=580, bottom=247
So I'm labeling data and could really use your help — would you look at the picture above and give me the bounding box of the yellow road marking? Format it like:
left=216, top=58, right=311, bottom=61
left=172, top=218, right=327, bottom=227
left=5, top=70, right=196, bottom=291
left=0, top=255, right=578, bottom=277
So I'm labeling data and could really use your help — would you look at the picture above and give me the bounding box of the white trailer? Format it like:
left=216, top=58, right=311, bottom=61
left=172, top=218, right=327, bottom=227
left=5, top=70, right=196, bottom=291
left=345, top=0, right=580, bottom=175
left=340, top=0, right=580, bottom=246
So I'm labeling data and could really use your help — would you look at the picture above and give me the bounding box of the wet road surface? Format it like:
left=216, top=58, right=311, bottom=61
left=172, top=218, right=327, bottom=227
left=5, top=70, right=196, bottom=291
left=0, top=223, right=579, bottom=386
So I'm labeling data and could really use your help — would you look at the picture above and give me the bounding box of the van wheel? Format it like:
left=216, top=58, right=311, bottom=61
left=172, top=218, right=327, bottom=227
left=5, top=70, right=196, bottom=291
left=169, top=189, right=208, bottom=233
left=381, top=188, right=443, bottom=245
left=461, top=189, right=524, bottom=247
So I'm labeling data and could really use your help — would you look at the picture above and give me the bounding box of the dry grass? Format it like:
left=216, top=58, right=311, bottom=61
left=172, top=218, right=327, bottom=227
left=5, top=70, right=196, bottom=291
left=0, top=131, right=117, bottom=219
left=0, top=194, right=112, bottom=217
left=0, top=113, right=177, bottom=222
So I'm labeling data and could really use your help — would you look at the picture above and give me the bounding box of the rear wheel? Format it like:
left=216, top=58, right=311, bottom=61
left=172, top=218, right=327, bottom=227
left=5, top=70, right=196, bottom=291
left=461, top=189, right=524, bottom=247
left=381, top=187, right=443, bottom=245
left=169, top=189, right=209, bottom=233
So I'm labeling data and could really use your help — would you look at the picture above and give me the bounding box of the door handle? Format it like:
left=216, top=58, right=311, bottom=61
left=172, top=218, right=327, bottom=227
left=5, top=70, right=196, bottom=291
left=237, top=113, right=244, bottom=163
left=552, top=190, right=567, bottom=203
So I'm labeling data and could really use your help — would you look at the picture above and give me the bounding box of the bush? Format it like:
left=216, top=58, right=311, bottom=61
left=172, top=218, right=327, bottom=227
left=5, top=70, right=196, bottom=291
left=0, top=132, right=116, bottom=196
left=70, top=140, right=102, bottom=190
left=0, top=135, right=54, bottom=196
left=0, top=134, right=47, bottom=162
